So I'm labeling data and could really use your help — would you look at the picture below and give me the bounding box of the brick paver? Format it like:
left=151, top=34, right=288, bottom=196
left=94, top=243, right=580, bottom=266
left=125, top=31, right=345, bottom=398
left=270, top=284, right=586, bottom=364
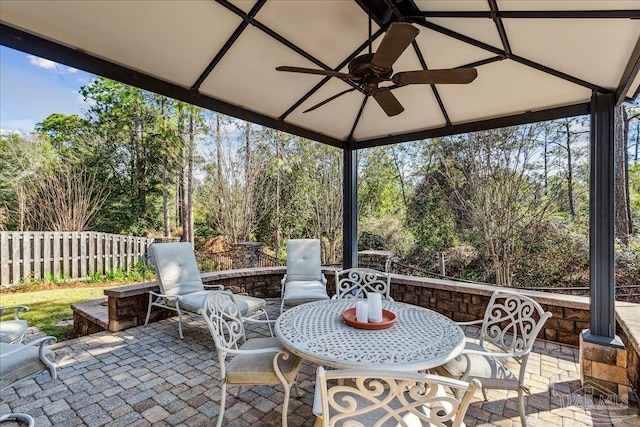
left=1, top=299, right=638, bottom=426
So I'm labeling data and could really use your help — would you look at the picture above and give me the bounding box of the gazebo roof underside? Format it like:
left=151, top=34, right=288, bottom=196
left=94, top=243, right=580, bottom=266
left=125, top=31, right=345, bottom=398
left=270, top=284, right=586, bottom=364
left=1, top=0, right=640, bottom=149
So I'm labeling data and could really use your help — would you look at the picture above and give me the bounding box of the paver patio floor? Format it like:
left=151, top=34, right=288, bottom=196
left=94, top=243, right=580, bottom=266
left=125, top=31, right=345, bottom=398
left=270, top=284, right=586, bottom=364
left=1, top=299, right=638, bottom=426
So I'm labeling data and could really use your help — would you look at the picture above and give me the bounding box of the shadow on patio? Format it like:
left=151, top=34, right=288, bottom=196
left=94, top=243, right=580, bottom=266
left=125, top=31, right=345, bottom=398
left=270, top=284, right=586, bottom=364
left=2, top=299, right=638, bottom=427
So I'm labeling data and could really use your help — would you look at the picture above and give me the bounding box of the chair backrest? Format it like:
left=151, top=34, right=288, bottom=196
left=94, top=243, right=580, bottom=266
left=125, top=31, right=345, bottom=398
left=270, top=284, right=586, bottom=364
left=315, top=367, right=479, bottom=427
left=148, top=242, right=205, bottom=296
left=200, top=291, right=245, bottom=377
left=480, top=291, right=552, bottom=355
left=334, top=268, right=392, bottom=300
left=286, top=239, right=323, bottom=282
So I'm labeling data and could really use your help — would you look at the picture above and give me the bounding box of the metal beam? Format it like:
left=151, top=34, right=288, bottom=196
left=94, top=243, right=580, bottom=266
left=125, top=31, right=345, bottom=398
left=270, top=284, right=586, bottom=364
left=616, top=35, right=640, bottom=105
left=411, top=41, right=451, bottom=126
left=587, top=91, right=618, bottom=343
left=357, top=103, right=590, bottom=148
left=487, top=0, right=512, bottom=57
left=0, top=23, right=344, bottom=149
left=410, top=10, right=640, bottom=19
left=413, top=20, right=608, bottom=93
left=342, top=146, right=358, bottom=268
left=192, top=0, right=267, bottom=90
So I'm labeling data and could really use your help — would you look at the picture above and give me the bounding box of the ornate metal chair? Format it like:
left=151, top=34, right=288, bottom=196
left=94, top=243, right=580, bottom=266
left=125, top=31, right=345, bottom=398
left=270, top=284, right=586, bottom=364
left=144, top=242, right=269, bottom=339
left=313, top=366, right=480, bottom=426
left=333, top=268, right=393, bottom=300
left=280, top=239, right=329, bottom=313
left=0, top=336, right=57, bottom=427
left=199, top=291, right=303, bottom=427
left=435, top=290, right=552, bottom=427
left=0, top=305, right=29, bottom=344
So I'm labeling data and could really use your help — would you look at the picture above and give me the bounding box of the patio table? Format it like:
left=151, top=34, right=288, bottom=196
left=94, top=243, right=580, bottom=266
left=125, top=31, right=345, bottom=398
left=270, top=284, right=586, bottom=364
left=275, top=299, right=465, bottom=371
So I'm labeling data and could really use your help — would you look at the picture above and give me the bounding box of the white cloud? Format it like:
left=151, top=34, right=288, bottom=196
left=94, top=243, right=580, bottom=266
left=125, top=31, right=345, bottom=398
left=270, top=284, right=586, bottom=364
left=67, top=67, right=78, bottom=74
left=28, top=55, right=57, bottom=70
left=0, top=118, right=35, bottom=135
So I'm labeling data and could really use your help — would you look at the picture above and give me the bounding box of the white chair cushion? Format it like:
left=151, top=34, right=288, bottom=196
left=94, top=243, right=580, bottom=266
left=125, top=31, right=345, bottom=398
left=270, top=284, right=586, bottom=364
left=0, top=343, right=55, bottom=389
left=286, top=239, right=322, bottom=282
left=226, top=337, right=301, bottom=384
left=149, top=242, right=204, bottom=296
left=283, top=281, right=329, bottom=306
left=0, top=320, right=28, bottom=344
left=170, top=291, right=266, bottom=316
left=442, top=342, right=518, bottom=388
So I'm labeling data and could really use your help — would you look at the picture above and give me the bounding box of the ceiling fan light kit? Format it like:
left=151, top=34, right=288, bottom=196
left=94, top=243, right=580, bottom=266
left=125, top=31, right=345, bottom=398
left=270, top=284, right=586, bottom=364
left=276, top=22, right=478, bottom=117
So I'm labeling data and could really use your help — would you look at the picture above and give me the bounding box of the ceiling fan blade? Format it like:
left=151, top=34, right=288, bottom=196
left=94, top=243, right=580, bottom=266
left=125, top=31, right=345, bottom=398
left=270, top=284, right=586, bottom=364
left=393, top=68, right=478, bottom=85
left=371, top=22, right=420, bottom=72
left=372, top=88, right=404, bottom=117
left=303, top=87, right=358, bottom=113
left=276, top=66, right=356, bottom=80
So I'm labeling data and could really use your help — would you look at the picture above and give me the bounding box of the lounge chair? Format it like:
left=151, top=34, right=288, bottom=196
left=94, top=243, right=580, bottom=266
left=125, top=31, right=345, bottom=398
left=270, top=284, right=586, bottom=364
left=0, top=305, right=29, bottom=344
left=144, top=242, right=268, bottom=339
left=0, top=336, right=57, bottom=426
left=280, top=239, right=329, bottom=313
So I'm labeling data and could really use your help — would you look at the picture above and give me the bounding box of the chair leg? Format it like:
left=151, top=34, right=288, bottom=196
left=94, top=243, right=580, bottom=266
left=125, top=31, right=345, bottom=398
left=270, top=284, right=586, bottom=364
left=234, top=386, right=243, bottom=397
left=175, top=304, right=184, bottom=339
left=144, top=296, right=153, bottom=327
left=217, top=383, right=227, bottom=427
left=0, top=412, right=35, bottom=427
left=282, top=383, right=291, bottom=427
left=293, top=381, right=302, bottom=398
left=518, top=387, right=527, bottom=427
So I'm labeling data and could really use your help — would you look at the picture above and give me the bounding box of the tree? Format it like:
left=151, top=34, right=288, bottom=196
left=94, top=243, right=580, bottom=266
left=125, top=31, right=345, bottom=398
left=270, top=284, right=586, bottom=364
left=0, top=134, right=56, bottom=230
left=28, top=165, right=108, bottom=231
left=438, top=126, right=555, bottom=286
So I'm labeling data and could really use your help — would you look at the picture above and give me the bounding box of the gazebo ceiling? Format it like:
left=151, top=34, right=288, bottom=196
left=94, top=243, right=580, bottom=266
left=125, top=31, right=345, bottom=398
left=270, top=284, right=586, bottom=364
left=1, top=0, right=639, bottom=148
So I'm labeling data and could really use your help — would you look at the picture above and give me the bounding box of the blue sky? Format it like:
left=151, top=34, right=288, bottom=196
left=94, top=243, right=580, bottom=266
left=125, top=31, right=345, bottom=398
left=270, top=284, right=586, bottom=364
left=0, top=46, right=95, bottom=135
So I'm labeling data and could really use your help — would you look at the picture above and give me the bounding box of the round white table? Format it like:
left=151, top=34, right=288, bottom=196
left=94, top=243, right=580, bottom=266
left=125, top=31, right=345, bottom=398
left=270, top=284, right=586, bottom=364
left=275, top=299, right=465, bottom=371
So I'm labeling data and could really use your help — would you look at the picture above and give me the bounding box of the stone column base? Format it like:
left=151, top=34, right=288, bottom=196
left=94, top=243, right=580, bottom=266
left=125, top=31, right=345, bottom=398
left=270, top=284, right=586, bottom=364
left=580, top=330, right=628, bottom=397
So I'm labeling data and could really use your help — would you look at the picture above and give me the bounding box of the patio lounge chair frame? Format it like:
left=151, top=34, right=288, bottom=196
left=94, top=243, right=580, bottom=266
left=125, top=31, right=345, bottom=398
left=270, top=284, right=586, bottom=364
left=280, top=239, right=329, bottom=313
left=0, top=336, right=57, bottom=427
left=144, top=242, right=269, bottom=339
left=0, top=305, right=30, bottom=344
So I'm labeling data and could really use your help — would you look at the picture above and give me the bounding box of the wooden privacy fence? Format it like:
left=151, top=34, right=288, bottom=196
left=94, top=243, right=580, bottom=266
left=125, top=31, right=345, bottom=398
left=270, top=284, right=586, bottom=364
left=0, top=232, right=154, bottom=286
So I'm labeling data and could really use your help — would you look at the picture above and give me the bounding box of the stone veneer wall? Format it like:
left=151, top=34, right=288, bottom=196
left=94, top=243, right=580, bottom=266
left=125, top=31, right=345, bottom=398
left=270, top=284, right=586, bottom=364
left=100, top=267, right=639, bottom=391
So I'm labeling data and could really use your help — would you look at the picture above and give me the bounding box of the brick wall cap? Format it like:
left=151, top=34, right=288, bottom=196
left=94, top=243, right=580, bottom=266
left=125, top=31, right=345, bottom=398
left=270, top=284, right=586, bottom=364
left=616, top=302, right=640, bottom=356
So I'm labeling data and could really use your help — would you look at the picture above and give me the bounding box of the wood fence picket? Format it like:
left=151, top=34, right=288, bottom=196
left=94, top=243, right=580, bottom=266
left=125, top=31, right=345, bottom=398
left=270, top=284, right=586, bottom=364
left=0, top=232, right=154, bottom=286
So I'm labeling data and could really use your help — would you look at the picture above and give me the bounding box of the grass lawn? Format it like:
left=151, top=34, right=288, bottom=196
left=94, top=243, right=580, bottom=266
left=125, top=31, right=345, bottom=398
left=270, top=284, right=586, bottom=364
left=0, top=286, right=115, bottom=341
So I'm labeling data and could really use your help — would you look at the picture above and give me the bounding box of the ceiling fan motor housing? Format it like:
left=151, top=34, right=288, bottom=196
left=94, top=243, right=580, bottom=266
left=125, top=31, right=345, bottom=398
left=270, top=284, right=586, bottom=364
left=349, top=53, right=393, bottom=81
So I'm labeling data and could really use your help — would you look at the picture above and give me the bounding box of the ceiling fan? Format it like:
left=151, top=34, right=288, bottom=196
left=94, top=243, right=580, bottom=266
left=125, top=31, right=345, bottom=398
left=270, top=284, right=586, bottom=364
left=276, top=22, right=478, bottom=117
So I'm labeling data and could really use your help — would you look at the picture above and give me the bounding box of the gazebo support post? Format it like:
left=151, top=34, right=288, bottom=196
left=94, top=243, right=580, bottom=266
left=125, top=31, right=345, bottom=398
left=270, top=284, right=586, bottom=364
left=343, top=145, right=358, bottom=269
left=579, top=91, right=628, bottom=398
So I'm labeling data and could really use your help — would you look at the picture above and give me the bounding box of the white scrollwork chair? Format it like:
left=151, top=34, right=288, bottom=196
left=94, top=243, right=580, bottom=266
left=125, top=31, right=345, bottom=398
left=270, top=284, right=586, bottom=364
left=0, top=336, right=57, bottom=426
left=313, top=366, right=480, bottom=426
left=280, top=239, right=329, bottom=313
left=144, top=242, right=269, bottom=339
left=199, top=291, right=303, bottom=427
left=0, top=305, right=29, bottom=344
left=435, top=291, right=552, bottom=427
left=333, top=268, right=393, bottom=301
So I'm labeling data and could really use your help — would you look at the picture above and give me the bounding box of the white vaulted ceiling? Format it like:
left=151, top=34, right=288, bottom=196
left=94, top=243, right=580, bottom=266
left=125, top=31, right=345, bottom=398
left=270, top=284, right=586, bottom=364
left=1, top=0, right=639, bottom=148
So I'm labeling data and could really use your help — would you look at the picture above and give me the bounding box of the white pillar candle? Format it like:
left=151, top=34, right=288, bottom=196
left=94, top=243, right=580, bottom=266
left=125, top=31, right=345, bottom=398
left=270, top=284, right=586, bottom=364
left=367, top=292, right=383, bottom=323
left=356, top=300, right=369, bottom=323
